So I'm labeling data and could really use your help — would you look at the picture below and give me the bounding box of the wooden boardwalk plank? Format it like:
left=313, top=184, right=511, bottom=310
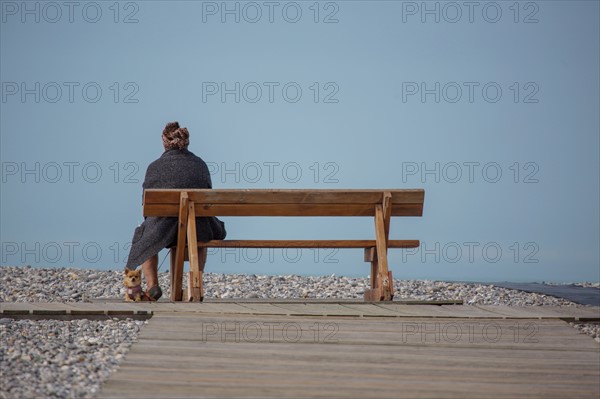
left=2, top=302, right=599, bottom=320
left=233, top=303, right=302, bottom=315
left=270, top=303, right=364, bottom=316
left=99, top=313, right=600, bottom=399
left=137, top=316, right=596, bottom=349
left=373, top=304, right=454, bottom=317
left=438, top=305, right=507, bottom=318
left=519, top=305, right=600, bottom=319
left=474, top=305, right=599, bottom=319
left=337, top=303, right=406, bottom=317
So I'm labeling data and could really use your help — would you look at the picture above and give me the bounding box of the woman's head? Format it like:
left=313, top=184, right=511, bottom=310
left=162, top=121, right=189, bottom=150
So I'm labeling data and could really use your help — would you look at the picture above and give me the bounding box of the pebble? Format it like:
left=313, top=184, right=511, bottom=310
left=1, top=266, right=597, bottom=309
left=0, top=317, right=146, bottom=399
left=2, top=266, right=595, bottom=308
left=569, top=321, right=600, bottom=340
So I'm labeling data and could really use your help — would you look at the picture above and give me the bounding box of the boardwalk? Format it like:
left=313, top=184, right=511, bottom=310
left=2, top=302, right=599, bottom=398
left=99, top=309, right=599, bottom=398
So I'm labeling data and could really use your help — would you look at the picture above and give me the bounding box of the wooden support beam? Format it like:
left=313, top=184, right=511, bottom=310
left=364, top=193, right=395, bottom=302
left=198, top=240, right=419, bottom=249
left=372, top=204, right=393, bottom=301
left=363, top=286, right=382, bottom=301
left=198, top=247, right=207, bottom=301
left=171, top=192, right=189, bottom=302
left=382, top=191, right=392, bottom=244
left=144, top=203, right=424, bottom=217
left=382, top=191, right=394, bottom=296
left=186, top=201, right=202, bottom=302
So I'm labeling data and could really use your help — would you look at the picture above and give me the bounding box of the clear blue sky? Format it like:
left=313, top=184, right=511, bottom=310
left=1, top=0, right=598, bottom=282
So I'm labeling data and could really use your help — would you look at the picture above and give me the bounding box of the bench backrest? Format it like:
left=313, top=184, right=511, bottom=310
left=143, top=189, right=424, bottom=217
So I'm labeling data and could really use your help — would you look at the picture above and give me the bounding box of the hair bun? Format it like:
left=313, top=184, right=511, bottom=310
left=162, top=122, right=189, bottom=150
left=163, top=121, right=180, bottom=135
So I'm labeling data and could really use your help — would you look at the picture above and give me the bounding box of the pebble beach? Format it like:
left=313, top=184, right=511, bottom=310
left=1, top=266, right=599, bottom=398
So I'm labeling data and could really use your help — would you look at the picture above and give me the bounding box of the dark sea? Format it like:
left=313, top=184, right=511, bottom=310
left=488, top=282, right=600, bottom=306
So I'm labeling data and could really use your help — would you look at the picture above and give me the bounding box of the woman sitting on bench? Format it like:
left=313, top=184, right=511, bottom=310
left=124, top=121, right=226, bottom=301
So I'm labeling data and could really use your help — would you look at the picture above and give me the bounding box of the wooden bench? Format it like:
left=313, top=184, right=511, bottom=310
left=142, top=189, right=425, bottom=302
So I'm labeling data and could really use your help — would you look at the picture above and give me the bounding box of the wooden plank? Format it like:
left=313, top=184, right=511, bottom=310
left=374, top=204, right=392, bottom=301
left=197, top=247, right=207, bottom=301
left=474, top=305, right=600, bottom=320
left=132, top=322, right=598, bottom=354
left=0, top=302, right=46, bottom=313
left=171, top=192, right=189, bottom=301
left=99, top=377, right=599, bottom=399
left=102, top=360, right=600, bottom=384
left=234, top=303, right=302, bottom=315
left=438, top=305, right=507, bottom=318
left=365, top=193, right=394, bottom=298
left=144, top=189, right=425, bottom=205
left=339, top=304, right=408, bottom=317
left=194, top=239, right=419, bottom=248
left=369, top=259, right=379, bottom=291
left=382, top=191, right=392, bottom=244
left=144, top=315, right=581, bottom=348
left=270, top=303, right=364, bottom=316
left=523, top=306, right=600, bottom=320
left=364, top=287, right=383, bottom=302
left=186, top=201, right=202, bottom=302
left=144, top=203, right=424, bottom=217
left=136, top=316, right=598, bottom=349
left=5, top=302, right=592, bottom=321
left=156, top=303, right=256, bottom=314
left=108, top=355, right=600, bottom=379
left=374, top=304, right=452, bottom=317
left=364, top=247, right=376, bottom=262
left=129, top=334, right=598, bottom=360
left=382, top=193, right=394, bottom=297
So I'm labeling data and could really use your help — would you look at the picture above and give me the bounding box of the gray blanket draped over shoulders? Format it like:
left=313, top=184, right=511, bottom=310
left=125, top=149, right=226, bottom=270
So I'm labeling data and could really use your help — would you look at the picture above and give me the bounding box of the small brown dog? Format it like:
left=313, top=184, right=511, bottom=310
left=123, top=269, right=144, bottom=302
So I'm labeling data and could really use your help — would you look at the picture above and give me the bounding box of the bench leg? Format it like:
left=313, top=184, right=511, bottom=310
left=171, top=192, right=189, bottom=301
left=186, top=201, right=207, bottom=302
left=169, top=249, right=176, bottom=300
left=363, top=204, right=394, bottom=301
left=364, top=250, right=382, bottom=301
left=188, top=248, right=206, bottom=302
left=364, top=248, right=395, bottom=301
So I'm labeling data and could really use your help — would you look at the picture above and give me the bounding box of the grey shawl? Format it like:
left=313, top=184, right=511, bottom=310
left=125, top=149, right=226, bottom=270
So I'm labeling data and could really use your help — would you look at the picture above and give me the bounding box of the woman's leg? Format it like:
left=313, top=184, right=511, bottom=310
left=141, top=254, right=159, bottom=288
